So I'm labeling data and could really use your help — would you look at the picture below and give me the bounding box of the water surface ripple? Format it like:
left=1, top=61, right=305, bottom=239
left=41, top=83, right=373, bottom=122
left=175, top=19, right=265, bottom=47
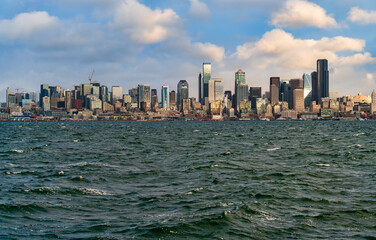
left=0, top=121, right=376, bottom=239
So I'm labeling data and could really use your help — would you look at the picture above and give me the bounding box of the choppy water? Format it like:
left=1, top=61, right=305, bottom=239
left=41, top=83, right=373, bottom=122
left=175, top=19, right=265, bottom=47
left=0, top=121, right=376, bottom=239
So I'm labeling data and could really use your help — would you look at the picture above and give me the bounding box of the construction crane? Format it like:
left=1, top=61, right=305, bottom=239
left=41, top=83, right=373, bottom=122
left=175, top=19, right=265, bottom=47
left=88, top=69, right=95, bottom=84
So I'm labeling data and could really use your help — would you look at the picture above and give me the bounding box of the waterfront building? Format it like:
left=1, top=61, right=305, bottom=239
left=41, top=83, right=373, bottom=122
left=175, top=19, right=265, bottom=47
left=138, top=84, right=151, bottom=109
left=177, top=80, right=189, bottom=111
left=112, top=86, right=123, bottom=104
left=161, top=85, right=170, bottom=110
left=170, top=90, right=176, bottom=109
left=270, top=77, right=280, bottom=106
left=303, top=73, right=312, bottom=108
left=208, top=78, right=224, bottom=103
left=317, top=59, right=329, bottom=100
left=202, top=63, right=211, bottom=105
left=371, top=90, right=376, bottom=114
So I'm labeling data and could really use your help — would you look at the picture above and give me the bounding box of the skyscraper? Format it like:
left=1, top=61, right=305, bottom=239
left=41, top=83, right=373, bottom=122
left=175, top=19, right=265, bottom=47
left=198, top=72, right=203, bottom=104
left=138, top=84, right=151, bottom=108
left=177, top=80, right=189, bottom=111
left=317, top=59, right=329, bottom=100
left=161, top=85, right=170, bottom=110
left=270, top=77, right=280, bottom=106
left=112, top=86, right=123, bottom=103
left=250, top=87, right=262, bottom=109
left=40, top=84, right=50, bottom=107
left=303, top=73, right=312, bottom=108
left=208, top=78, right=224, bottom=103
left=311, top=71, right=318, bottom=103
left=371, top=90, right=376, bottom=114
left=151, top=89, right=158, bottom=109
left=170, top=90, right=176, bottom=109
left=202, top=63, right=211, bottom=105
left=235, top=69, right=246, bottom=85
left=235, top=84, right=249, bottom=112
left=65, top=90, right=72, bottom=111
left=6, top=87, right=12, bottom=108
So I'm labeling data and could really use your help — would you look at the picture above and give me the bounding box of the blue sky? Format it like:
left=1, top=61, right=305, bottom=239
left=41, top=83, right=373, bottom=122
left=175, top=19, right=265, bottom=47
left=1, top=0, right=376, bottom=101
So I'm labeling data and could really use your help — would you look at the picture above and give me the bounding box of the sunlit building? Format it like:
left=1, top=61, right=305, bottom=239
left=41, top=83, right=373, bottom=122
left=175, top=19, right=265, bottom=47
left=161, top=85, right=170, bottom=110
left=303, top=73, right=312, bottom=108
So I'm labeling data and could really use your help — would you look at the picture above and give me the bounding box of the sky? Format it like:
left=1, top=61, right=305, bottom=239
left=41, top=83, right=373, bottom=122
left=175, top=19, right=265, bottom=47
left=1, top=0, right=376, bottom=101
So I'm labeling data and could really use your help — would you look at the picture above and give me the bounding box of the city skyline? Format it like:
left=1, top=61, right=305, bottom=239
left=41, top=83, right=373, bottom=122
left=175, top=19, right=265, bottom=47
left=1, top=0, right=376, bottom=101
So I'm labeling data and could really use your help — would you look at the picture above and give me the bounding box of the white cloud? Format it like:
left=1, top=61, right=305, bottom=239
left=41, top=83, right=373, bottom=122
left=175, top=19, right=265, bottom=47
left=348, top=7, right=376, bottom=25
left=271, top=0, right=337, bottom=28
left=189, top=0, right=211, bottom=20
left=113, top=0, right=180, bottom=44
left=235, top=29, right=374, bottom=69
left=0, top=11, right=58, bottom=40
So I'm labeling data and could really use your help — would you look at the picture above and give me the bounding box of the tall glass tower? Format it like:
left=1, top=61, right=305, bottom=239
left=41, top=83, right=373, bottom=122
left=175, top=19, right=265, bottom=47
left=161, top=85, right=170, bottom=110
left=235, top=69, right=246, bottom=85
left=203, top=63, right=211, bottom=104
left=303, top=73, right=312, bottom=108
left=177, top=80, right=189, bottom=111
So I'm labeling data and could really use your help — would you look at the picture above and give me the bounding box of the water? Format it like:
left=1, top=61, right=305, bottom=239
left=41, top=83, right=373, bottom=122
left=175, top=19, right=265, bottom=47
left=0, top=121, right=375, bottom=239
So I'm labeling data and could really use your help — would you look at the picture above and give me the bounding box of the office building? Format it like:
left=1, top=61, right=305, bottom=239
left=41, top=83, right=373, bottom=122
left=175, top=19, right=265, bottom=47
left=151, top=89, right=158, bottom=109
left=177, top=80, right=189, bottom=110
left=236, top=83, right=249, bottom=112
left=161, top=85, right=170, bottom=110
left=270, top=77, right=280, bottom=106
left=311, top=71, right=318, bottom=103
left=293, top=89, right=305, bottom=112
left=40, top=84, right=50, bottom=107
left=138, top=84, right=151, bottom=108
left=250, top=87, right=261, bottom=109
left=235, top=69, right=246, bottom=85
left=317, top=59, right=329, bottom=100
left=208, top=78, right=223, bottom=103
left=169, top=90, right=176, bottom=109
left=202, top=63, right=211, bottom=105
left=112, top=86, right=123, bottom=103
left=303, top=73, right=312, bottom=108
left=65, top=90, right=72, bottom=111
left=371, top=90, right=376, bottom=114
left=198, top=72, right=203, bottom=104
left=100, top=86, right=108, bottom=103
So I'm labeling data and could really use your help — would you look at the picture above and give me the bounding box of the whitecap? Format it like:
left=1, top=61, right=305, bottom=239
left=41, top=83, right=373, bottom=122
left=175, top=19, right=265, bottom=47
left=316, top=164, right=330, bottom=167
left=353, top=132, right=365, bottom=137
left=267, top=147, right=281, bottom=151
left=193, top=187, right=203, bottom=192
left=10, top=150, right=25, bottom=153
left=193, top=130, right=200, bottom=133
left=73, top=140, right=79, bottom=143
left=221, top=202, right=234, bottom=207
left=81, top=188, right=111, bottom=196
left=58, top=171, right=64, bottom=175
left=211, top=164, right=219, bottom=168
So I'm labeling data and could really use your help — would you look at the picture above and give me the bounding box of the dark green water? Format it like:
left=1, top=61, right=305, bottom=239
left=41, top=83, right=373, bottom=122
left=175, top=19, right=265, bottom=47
left=0, top=121, right=375, bottom=239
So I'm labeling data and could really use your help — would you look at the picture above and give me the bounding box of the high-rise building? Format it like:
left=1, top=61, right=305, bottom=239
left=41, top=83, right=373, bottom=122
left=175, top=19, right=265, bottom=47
left=6, top=87, right=12, bottom=108
left=293, top=89, right=305, bottom=112
left=235, top=69, right=246, bottom=85
left=371, top=90, right=376, bottom=114
left=138, top=84, right=151, bottom=108
left=202, top=63, right=211, bottom=105
left=42, top=96, right=50, bottom=111
left=303, top=73, right=312, bottom=108
left=161, top=85, right=170, bottom=110
left=151, top=89, right=158, bottom=109
left=170, top=90, right=176, bottom=109
left=198, top=72, right=203, bottom=104
left=112, top=86, right=123, bottom=103
left=236, top=83, right=249, bottom=112
left=311, top=71, right=318, bottom=103
left=65, top=90, right=72, bottom=111
left=100, top=86, right=108, bottom=103
left=250, top=87, right=262, bottom=109
left=40, top=84, right=50, bottom=107
left=317, top=59, right=329, bottom=100
left=208, top=78, right=223, bottom=103
left=177, top=80, right=189, bottom=110
left=270, top=77, right=280, bottom=106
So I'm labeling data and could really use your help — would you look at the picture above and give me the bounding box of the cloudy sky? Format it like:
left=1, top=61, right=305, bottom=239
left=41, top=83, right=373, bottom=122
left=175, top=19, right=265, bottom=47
left=1, top=0, right=376, bottom=101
